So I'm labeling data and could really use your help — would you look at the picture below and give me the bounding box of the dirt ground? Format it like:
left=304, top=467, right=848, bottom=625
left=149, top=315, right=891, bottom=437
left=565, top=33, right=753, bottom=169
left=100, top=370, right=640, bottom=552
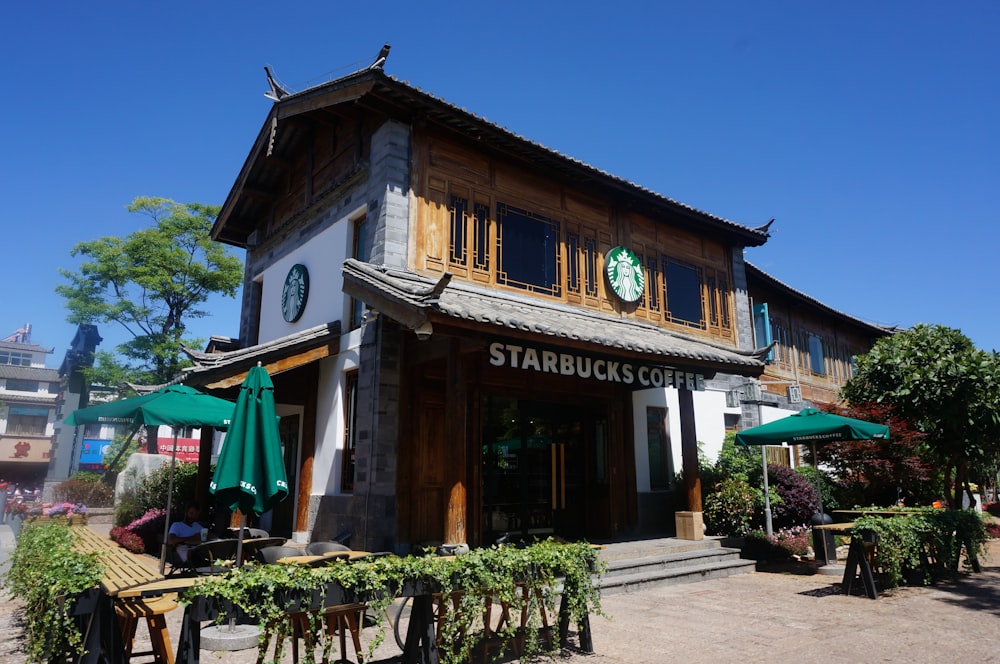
left=2, top=532, right=999, bottom=664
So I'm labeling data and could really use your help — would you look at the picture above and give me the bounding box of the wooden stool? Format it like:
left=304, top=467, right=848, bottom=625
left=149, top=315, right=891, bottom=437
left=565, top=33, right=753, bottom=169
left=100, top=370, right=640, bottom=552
left=286, top=602, right=367, bottom=664
left=115, top=593, right=179, bottom=664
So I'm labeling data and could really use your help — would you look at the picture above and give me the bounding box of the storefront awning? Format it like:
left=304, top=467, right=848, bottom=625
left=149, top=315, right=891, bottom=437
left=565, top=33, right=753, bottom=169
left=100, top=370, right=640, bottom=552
left=342, top=259, right=768, bottom=376
left=181, top=321, right=341, bottom=389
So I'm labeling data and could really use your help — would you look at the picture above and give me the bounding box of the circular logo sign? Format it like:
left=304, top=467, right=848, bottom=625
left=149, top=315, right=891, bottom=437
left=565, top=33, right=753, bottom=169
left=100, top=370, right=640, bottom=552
left=605, top=246, right=645, bottom=303
left=281, top=264, right=309, bottom=322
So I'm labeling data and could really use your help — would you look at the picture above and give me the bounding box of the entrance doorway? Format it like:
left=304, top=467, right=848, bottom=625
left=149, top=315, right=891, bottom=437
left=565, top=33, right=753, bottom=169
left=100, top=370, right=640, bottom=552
left=480, top=396, right=609, bottom=543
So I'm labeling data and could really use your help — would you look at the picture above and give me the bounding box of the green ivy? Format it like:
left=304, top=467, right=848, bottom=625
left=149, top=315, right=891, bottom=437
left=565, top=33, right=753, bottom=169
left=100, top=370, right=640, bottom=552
left=187, top=539, right=606, bottom=664
left=2, top=521, right=104, bottom=662
left=854, top=508, right=987, bottom=588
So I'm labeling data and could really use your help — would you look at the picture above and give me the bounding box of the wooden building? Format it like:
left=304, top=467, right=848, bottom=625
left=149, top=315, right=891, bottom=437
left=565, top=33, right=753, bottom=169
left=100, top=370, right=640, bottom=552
left=186, top=61, right=797, bottom=552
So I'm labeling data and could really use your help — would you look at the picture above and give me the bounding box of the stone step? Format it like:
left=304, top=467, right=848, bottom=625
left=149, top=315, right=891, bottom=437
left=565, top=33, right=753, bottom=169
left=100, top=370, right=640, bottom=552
left=602, top=546, right=745, bottom=578
left=591, top=536, right=755, bottom=595
left=598, top=558, right=757, bottom=595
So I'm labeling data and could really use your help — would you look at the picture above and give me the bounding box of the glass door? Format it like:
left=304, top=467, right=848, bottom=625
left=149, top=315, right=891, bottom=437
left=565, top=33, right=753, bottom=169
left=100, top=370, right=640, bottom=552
left=480, top=396, right=605, bottom=543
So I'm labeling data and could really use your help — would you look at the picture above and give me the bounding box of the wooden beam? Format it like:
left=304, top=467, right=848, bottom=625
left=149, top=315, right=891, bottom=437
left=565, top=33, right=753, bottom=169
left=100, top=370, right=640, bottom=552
left=204, top=344, right=336, bottom=389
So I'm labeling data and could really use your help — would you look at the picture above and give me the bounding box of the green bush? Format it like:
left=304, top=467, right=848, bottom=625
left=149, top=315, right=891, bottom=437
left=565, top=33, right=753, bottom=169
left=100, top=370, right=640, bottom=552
left=53, top=475, right=115, bottom=507
left=704, top=477, right=759, bottom=536
left=114, top=460, right=199, bottom=526
left=2, top=521, right=104, bottom=661
left=854, top=508, right=988, bottom=587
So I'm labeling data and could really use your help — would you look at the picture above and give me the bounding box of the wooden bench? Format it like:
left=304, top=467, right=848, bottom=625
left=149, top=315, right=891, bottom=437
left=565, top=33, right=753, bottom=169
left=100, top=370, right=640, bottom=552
left=71, top=526, right=177, bottom=663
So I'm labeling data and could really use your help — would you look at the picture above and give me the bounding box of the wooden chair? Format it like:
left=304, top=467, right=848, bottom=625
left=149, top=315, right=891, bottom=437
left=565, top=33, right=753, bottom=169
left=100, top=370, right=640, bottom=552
left=257, top=545, right=306, bottom=564
left=306, top=541, right=351, bottom=556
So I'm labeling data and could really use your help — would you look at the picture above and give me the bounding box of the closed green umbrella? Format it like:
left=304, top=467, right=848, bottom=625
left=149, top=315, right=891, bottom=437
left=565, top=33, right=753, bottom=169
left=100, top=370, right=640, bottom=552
left=736, top=408, right=890, bottom=546
left=63, top=384, right=236, bottom=573
left=210, top=364, right=288, bottom=565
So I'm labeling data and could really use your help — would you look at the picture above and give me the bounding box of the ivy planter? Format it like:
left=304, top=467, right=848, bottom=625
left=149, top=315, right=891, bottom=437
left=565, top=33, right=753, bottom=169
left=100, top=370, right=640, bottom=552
left=67, top=586, right=101, bottom=616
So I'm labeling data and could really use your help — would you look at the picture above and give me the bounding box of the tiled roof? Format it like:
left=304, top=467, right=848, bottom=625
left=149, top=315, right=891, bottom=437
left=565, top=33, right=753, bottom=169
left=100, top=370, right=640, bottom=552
left=0, top=340, right=52, bottom=354
left=0, top=392, right=57, bottom=404
left=0, top=365, right=60, bottom=381
left=745, top=262, right=896, bottom=336
left=181, top=322, right=342, bottom=380
left=215, top=68, right=772, bottom=250
left=343, top=259, right=767, bottom=375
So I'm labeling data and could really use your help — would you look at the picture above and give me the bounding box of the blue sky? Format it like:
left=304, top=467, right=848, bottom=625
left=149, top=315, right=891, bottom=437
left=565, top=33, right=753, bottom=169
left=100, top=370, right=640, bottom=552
left=3, top=2, right=999, bottom=367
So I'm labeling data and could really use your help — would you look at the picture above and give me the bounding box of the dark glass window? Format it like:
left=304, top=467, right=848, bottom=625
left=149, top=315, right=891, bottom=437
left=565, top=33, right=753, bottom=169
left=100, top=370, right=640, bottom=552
left=646, top=407, right=673, bottom=490
left=809, top=334, right=825, bottom=375
left=341, top=372, right=359, bottom=493
left=496, top=204, right=560, bottom=296
left=350, top=216, right=369, bottom=330
left=6, top=379, right=38, bottom=392
left=664, top=259, right=703, bottom=326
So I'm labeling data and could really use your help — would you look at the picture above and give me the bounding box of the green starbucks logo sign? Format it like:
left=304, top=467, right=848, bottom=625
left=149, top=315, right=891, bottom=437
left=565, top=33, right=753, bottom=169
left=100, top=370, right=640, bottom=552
left=281, top=264, right=309, bottom=322
left=605, top=246, right=645, bottom=303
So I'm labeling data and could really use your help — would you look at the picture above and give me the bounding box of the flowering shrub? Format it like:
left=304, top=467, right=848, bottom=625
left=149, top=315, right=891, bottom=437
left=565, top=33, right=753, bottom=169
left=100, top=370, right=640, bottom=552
left=771, top=525, right=811, bottom=556
left=767, top=464, right=819, bottom=529
left=14, top=502, right=88, bottom=519
left=110, top=526, right=147, bottom=554
left=985, top=521, right=1000, bottom=539
left=125, top=508, right=168, bottom=553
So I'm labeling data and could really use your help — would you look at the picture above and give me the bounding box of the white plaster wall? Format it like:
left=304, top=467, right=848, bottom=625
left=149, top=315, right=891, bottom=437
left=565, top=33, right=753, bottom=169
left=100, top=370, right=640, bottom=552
left=631, top=388, right=743, bottom=490
left=309, top=327, right=363, bottom=496
left=255, top=210, right=357, bottom=344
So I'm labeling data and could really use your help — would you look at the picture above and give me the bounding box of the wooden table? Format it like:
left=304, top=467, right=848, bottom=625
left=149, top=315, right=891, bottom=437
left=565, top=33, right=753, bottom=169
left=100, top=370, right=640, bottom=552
left=71, top=526, right=175, bottom=663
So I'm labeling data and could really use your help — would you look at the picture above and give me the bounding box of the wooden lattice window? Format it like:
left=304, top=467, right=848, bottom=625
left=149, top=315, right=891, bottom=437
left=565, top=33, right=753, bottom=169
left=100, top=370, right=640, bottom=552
left=583, top=236, right=598, bottom=297
left=566, top=232, right=581, bottom=294
left=449, top=196, right=468, bottom=267
left=644, top=254, right=659, bottom=311
left=473, top=203, right=490, bottom=272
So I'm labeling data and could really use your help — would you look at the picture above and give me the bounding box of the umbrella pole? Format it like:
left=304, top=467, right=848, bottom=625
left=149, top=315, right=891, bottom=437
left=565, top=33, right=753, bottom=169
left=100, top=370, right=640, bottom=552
left=159, top=430, right=179, bottom=575
left=229, top=512, right=248, bottom=633
left=761, top=446, right=773, bottom=537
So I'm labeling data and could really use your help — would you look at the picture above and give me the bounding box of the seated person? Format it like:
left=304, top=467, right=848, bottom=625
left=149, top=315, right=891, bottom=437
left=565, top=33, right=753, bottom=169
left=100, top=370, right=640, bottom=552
left=167, top=502, right=205, bottom=564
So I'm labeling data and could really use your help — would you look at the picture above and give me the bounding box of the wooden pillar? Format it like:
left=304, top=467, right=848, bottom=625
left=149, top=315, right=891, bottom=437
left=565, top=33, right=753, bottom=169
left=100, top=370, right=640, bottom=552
left=295, top=363, right=318, bottom=533
left=675, top=386, right=704, bottom=540
left=444, top=339, right=467, bottom=544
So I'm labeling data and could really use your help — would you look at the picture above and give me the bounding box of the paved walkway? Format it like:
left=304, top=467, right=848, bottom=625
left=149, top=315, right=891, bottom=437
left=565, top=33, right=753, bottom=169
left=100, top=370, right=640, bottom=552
left=1, top=524, right=999, bottom=663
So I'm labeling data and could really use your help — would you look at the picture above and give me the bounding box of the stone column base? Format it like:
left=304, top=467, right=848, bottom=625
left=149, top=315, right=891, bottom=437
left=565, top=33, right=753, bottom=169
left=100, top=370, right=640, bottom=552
left=675, top=510, right=705, bottom=541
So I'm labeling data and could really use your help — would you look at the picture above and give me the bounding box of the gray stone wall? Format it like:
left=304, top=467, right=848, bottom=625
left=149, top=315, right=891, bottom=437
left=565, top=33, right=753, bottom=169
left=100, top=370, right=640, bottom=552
left=730, top=249, right=755, bottom=352
left=366, top=120, right=411, bottom=269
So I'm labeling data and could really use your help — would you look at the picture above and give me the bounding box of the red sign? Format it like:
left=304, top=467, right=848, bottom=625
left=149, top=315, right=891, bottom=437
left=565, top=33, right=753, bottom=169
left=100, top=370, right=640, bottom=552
left=156, top=437, right=201, bottom=463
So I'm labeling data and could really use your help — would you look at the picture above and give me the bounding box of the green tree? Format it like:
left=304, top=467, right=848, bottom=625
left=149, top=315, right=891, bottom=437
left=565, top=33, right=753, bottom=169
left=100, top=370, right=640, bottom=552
left=56, top=197, right=243, bottom=386
left=841, top=324, right=1000, bottom=509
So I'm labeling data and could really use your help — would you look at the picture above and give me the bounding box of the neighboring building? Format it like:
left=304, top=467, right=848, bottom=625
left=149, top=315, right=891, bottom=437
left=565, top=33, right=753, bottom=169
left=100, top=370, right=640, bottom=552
left=184, top=61, right=780, bottom=552
left=48, top=324, right=103, bottom=493
left=0, top=325, right=59, bottom=488
left=742, top=263, right=893, bottom=464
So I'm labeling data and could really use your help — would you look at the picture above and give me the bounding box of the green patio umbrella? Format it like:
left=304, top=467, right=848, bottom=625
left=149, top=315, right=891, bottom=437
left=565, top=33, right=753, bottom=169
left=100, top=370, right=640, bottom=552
left=210, top=364, right=288, bottom=566
left=63, top=384, right=236, bottom=572
left=736, top=407, right=890, bottom=546
left=734, top=407, right=890, bottom=448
